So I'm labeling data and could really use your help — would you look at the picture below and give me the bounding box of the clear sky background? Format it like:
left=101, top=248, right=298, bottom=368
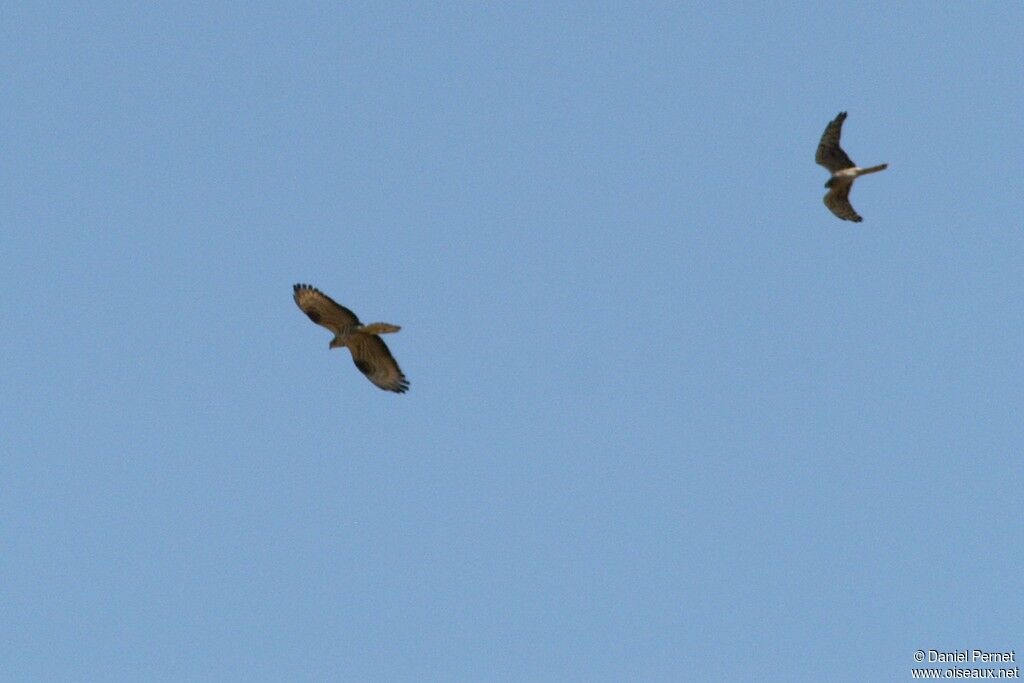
left=2, top=2, right=1022, bottom=681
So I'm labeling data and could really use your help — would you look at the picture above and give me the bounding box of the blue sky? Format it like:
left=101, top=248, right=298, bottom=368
left=2, top=2, right=1022, bottom=680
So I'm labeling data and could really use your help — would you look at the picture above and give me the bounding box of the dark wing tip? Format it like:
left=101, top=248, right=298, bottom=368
left=292, top=283, right=324, bottom=323
left=379, top=368, right=410, bottom=393
left=374, top=374, right=409, bottom=393
left=376, top=372, right=410, bottom=393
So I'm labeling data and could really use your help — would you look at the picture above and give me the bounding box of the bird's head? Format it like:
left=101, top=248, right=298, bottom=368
left=329, top=338, right=343, bottom=349
left=824, top=178, right=837, bottom=189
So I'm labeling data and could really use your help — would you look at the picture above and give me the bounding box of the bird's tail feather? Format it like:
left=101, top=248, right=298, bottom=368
left=358, top=322, right=401, bottom=335
left=858, top=164, right=888, bottom=175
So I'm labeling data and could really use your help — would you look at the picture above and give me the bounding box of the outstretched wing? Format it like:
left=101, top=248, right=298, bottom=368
left=346, top=333, right=409, bottom=393
left=823, top=182, right=863, bottom=222
left=293, top=283, right=360, bottom=336
left=816, top=111, right=856, bottom=172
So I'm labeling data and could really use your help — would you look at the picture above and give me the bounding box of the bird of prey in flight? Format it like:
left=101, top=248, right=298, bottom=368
left=816, top=112, right=888, bottom=222
left=293, top=283, right=409, bottom=393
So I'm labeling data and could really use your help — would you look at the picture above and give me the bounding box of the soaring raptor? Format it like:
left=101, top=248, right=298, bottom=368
left=293, top=283, right=409, bottom=393
left=816, top=112, right=888, bottom=222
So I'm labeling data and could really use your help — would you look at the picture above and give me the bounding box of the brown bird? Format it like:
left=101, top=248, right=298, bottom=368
left=816, top=112, right=888, bottom=222
left=293, top=283, right=409, bottom=393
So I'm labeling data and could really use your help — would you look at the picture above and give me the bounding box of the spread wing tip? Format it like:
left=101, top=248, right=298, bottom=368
left=373, top=373, right=410, bottom=394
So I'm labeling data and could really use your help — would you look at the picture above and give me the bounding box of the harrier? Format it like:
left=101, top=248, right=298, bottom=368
left=293, top=283, right=409, bottom=393
left=816, top=112, right=888, bottom=222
